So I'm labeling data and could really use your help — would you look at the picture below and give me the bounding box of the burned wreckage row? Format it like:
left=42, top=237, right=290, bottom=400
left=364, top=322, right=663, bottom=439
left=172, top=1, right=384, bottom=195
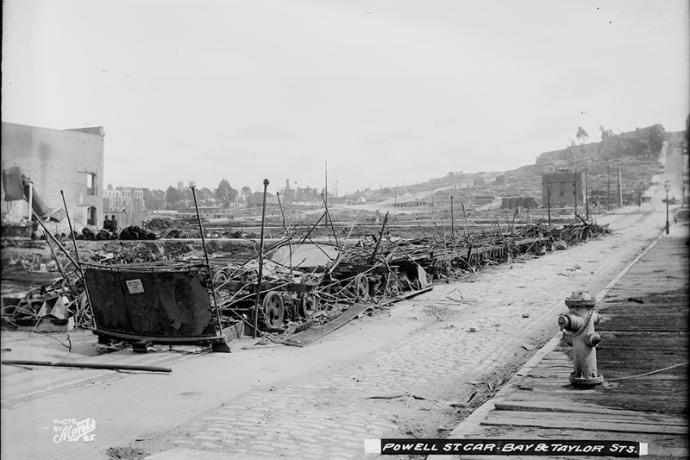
left=210, top=219, right=612, bottom=334
left=82, top=236, right=435, bottom=349
left=2, top=218, right=609, bottom=352
left=211, top=238, right=433, bottom=330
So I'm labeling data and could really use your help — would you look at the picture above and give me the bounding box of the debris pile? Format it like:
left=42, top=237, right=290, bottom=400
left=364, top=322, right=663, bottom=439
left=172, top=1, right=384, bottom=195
left=118, top=226, right=157, bottom=240
left=210, top=219, right=609, bottom=335
left=72, top=225, right=157, bottom=241
left=1, top=216, right=609, bottom=342
left=0, top=277, right=90, bottom=331
left=143, top=217, right=198, bottom=238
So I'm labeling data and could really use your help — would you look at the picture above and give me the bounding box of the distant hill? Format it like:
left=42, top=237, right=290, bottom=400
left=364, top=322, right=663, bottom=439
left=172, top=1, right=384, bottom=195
left=344, top=124, right=677, bottom=209
left=536, top=124, right=665, bottom=166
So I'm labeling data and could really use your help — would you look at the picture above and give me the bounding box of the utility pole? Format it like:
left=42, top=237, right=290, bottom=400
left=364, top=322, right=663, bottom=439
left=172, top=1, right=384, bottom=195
left=547, top=184, right=552, bottom=226
left=28, top=182, right=34, bottom=225
left=324, top=161, right=328, bottom=227
left=617, top=163, right=623, bottom=208
left=585, top=167, right=589, bottom=220
left=606, top=165, right=610, bottom=211
left=574, top=169, right=578, bottom=217
left=450, top=195, right=455, bottom=240
left=664, top=180, right=670, bottom=234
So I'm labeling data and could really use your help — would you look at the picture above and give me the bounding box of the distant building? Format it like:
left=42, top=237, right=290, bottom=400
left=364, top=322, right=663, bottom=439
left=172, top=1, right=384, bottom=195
left=454, top=178, right=473, bottom=189
left=103, top=185, right=145, bottom=228
left=501, top=197, right=539, bottom=209
left=472, top=195, right=496, bottom=206
left=542, top=171, right=585, bottom=207
left=293, top=187, right=320, bottom=203
left=247, top=191, right=279, bottom=208
left=185, top=205, right=223, bottom=219
left=393, top=194, right=428, bottom=207
left=472, top=176, right=486, bottom=187
left=1, top=122, right=105, bottom=232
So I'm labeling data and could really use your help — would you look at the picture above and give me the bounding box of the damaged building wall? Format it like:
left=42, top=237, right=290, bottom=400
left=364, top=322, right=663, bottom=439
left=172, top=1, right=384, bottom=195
left=1, top=122, right=105, bottom=232
left=542, top=171, right=586, bottom=207
left=103, top=186, right=146, bottom=228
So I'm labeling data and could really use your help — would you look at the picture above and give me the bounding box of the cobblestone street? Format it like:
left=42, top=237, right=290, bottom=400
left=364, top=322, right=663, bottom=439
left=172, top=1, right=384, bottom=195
left=134, top=210, right=664, bottom=460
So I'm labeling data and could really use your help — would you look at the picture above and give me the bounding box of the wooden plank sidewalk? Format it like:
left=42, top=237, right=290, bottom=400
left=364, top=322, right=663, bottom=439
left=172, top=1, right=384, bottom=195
left=445, top=232, right=688, bottom=459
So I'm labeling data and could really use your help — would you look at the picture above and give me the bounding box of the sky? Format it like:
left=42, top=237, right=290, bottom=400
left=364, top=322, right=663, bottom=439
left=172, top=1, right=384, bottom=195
left=2, top=0, right=689, bottom=195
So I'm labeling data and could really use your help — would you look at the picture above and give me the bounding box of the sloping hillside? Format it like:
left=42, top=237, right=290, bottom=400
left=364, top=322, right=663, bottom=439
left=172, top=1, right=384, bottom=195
left=345, top=124, right=672, bottom=209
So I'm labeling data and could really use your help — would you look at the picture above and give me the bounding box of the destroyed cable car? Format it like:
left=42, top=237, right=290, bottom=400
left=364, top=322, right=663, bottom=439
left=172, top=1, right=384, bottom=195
left=212, top=255, right=322, bottom=331
left=266, top=240, right=432, bottom=308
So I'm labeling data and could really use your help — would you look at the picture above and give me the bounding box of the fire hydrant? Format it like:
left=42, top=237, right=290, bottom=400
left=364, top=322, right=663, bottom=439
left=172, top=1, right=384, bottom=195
left=558, top=290, right=604, bottom=386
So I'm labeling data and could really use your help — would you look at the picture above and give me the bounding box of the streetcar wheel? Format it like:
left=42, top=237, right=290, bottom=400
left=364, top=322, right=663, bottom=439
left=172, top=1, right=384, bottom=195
left=262, top=292, right=285, bottom=329
left=354, top=274, right=370, bottom=301
left=299, top=293, right=320, bottom=318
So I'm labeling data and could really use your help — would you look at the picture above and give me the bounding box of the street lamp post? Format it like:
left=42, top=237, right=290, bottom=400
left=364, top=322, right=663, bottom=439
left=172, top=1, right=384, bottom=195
left=664, top=180, right=671, bottom=235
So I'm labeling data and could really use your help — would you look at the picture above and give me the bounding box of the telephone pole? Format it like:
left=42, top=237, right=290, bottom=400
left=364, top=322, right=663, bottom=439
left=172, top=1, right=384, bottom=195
left=574, top=169, right=578, bottom=216
left=617, top=163, right=623, bottom=208
left=547, top=184, right=551, bottom=226
left=606, top=165, right=611, bottom=211
left=450, top=195, right=455, bottom=240
left=585, top=167, right=589, bottom=220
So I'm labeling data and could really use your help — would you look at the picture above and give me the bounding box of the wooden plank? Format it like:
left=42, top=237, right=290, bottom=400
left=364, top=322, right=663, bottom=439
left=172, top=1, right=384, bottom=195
left=483, top=412, right=687, bottom=434
left=570, top=394, right=687, bottom=415
left=289, top=303, right=369, bottom=345
left=513, top=383, right=598, bottom=393
left=489, top=409, right=688, bottom=427
left=536, top=362, right=572, bottom=367
left=493, top=401, right=681, bottom=419
left=601, top=375, right=686, bottom=381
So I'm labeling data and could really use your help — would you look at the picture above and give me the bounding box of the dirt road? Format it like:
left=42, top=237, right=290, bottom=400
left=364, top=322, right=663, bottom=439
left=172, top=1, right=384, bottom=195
left=0, top=201, right=670, bottom=460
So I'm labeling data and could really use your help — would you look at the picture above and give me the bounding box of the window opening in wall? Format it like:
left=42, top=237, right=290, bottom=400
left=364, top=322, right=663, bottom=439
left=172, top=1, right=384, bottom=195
left=87, top=206, right=97, bottom=226
left=87, top=173, right=96, bottom=196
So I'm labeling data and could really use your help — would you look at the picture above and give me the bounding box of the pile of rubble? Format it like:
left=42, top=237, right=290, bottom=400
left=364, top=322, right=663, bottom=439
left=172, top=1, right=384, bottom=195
left=143, top=217, right=197, bottom=238
left=1, top=216, right=609, bottom=343
left=82, top=225, right=158, bottom=241
left=209, top=218, right=610, bottom=334
left=0, top=277, right=90, bottom=331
